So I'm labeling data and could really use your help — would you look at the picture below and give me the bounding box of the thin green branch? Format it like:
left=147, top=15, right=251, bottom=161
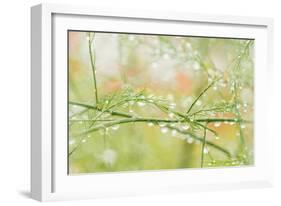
left=70, top=116, right=231, bottom=158
left=231, top=41, right=253, bottom=151
left=200, top=124, right=207, bottom=168
left=70, top=119, right=115, bottom=122
left=195, top=121, right=217, bottom=136
left=69, top=101, right=251, bottom=124
left=186, top=78, right=219, bottom=114
left=196, top=118, right=252, bottom=124
left=76, top=117, right=185, bottom=135
left=88, top=32, right=99, bottom=105
left=188, top=104, right=235, bottom=117
left=69, top=101, right=131, bottom=118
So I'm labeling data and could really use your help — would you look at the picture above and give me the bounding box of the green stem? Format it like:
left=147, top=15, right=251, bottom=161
left=196, top=118, right=252, bottom=123
left=69, top=101, right=247, bottom=157
left=88, top=33, right=98, bottom=105
left=69, top=101, right=131, bottom=118
left=232, top=41, right=252, bottom=151
left=200, top=124, right=207, bottom=168
left=69, top=101, right=251, bottom=124
left=76, top=117, right=185, bottom=135
left=70, top=117, right=231, bottom=158
left=186, top=78, right=219, bottom=114
left=188, top=104, right=234, bottom=116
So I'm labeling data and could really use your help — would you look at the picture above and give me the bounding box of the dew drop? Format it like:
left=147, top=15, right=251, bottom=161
left=203, top=147, right=209, bottom=154
left=105, top=127, right=109, bottom=135
left=100, top=149, right=117, bottom=166
left=168, top=112, right=174, bottom=118
left=195, top=100, right=202, bottom=106
left=241, top=124, right=246, bottom=129
left=159, top=122, right=166, bottom=127
left=213, top=86, right=218, bottom=91
left=111, top=125, right=120, bottom=130
left=82, top=139, right=86, bottom=143
left=137, top=101, right=146, bottom=107
left=214, top=122, right=221, bottom=127
left=147, top=122, right=154, bottom=127
left=215, top=136, right=220, bottom=140
left=193, top=62, right=200, bottom=71
left=169, top=103, right=176, bottom=110
left=181, top=124, right=190, bottom=130
left=187, top=137, right=194, bottom=144
left=69, top=139, right=76, bottom=145
left=161, top=127, right=168, bottom=133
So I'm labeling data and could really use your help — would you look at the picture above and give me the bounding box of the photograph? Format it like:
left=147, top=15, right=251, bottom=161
left=68, top=31, right=254, bottom=174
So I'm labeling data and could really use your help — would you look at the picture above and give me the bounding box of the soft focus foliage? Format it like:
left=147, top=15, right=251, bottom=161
left=68, top=31, right=254, bottom=174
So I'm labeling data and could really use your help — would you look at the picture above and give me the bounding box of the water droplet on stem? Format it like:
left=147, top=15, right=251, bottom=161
left=214, top=122, right=221, bottom=127
left=161, top=127, right=168, bottom=133
left=111, top=125, right=120, bottom=130
left=147, top=122, right=154, bottom=127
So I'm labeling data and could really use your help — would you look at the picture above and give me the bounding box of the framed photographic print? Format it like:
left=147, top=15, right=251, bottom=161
left=31, top=3, right=274, bottom=201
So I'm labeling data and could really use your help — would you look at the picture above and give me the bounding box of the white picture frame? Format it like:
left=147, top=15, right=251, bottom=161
left=31, top=3, right=274, bottom=202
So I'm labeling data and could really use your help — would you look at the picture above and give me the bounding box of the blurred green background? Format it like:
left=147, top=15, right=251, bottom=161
left=68, top=31, right=254, bottom=174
